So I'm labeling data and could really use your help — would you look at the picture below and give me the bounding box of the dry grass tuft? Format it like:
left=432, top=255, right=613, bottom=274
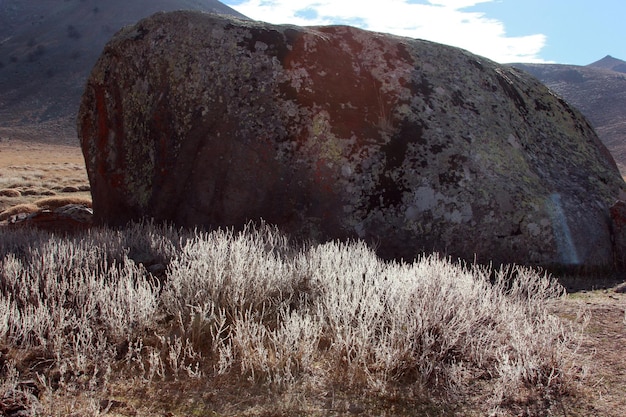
left=0, top=189, right=21, bottom=198
left=0, top=203, right=39, bottom=220
left=32, top=196, right=92, bottom=209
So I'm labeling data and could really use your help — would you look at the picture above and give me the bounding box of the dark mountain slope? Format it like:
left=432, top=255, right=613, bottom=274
left=0, top=0, right=246, bottom=142
left=513, top=57, right=626, bottom=176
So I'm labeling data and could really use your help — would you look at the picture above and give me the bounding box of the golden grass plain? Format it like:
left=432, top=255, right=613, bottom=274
left=0, top=139, right=91, bottom=218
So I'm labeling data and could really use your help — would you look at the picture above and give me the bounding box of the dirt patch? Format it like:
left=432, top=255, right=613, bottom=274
left=557, top=287, right=626, bottom=417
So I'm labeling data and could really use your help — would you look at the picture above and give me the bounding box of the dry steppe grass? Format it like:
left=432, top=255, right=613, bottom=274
left=554, top=289, right=626, bottom=417
left=0, top=139, right=90, bottom=215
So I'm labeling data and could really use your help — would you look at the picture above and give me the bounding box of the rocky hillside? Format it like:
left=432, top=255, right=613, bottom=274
left=0, top=0, right=245, bottom=142
left=513, top=56, right=626, bottom=176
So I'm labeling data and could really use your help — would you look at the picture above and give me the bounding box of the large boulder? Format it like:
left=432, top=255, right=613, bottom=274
left=78, top=11, right=626, bottom=267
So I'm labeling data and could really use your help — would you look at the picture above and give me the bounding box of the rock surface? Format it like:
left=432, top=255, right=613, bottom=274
left=5, top=204, right=93, bottom=233
left=610, top=200, right=626, bottom=269
left=78, top=11, right=626, bottom=266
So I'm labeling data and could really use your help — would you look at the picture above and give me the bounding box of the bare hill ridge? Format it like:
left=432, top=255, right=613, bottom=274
left=513, top=56, right=626, bottom=176
left=588, top=55, right=626, bottom=73
left=0, top=0, right=245, bottom=142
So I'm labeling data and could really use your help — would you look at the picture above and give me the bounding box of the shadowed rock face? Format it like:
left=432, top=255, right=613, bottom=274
left=611, top=200, right=626, bottom=268
left=78, top=11, right=625, bottom=266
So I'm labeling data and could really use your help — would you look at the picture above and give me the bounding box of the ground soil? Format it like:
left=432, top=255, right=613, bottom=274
left=556, top=285, right=626, bottom=417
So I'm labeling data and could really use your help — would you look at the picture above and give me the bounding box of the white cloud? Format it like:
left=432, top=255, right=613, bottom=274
left=224, top=0, right=547, bottom=63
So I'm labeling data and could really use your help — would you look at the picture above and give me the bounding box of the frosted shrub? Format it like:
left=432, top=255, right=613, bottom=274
left=300, top=243, right=573, bottom=402
left=162, top=224, right=296, bottom=315
left=0, top=222, right=581, bottom=414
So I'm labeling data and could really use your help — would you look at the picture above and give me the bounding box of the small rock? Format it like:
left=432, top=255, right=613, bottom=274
left=54, top=204, right=93, bottom=223
left=614, top=282, right=626, bottom=293
left=8, top=204, right=93, bottom=233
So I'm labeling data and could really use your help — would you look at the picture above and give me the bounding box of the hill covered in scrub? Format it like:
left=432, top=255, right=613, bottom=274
left=513, top=56, right=626, bottom=176
left=0, top=0, right=246, bottom=141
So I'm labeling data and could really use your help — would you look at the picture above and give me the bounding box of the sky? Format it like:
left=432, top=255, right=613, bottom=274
left=221, top=0, right=625, bottom=65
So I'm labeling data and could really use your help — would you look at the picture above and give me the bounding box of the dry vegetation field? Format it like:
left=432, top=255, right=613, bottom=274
left=0, top=140, right=625, bottom=416
left=0, top=138, right=91, bottom=218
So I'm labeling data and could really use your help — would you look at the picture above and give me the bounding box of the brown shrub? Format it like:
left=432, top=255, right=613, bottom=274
left=61, top=186, right=80, bottom=193
left=20, top=188, right=41, bottom=196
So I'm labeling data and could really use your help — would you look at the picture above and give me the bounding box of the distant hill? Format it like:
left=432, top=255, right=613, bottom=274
left=513, top=56, right=626, bottom=176
left=588, top=55, right=626, bottom=73
left=0, top=0, right=246, bottom=142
